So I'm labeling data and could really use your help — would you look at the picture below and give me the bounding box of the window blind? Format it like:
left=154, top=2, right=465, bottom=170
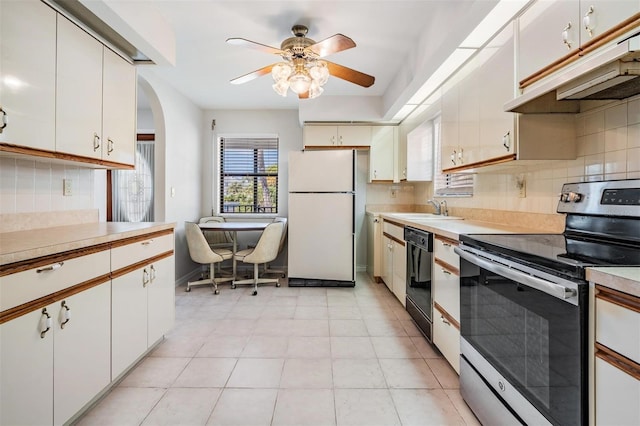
left=432, top=116, right=474, bottom=197
left=219, top=137, right=278, bottom=214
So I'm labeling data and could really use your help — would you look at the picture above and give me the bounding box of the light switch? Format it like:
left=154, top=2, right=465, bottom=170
left=171, top=187, right=176, bottom=197
left=63, top=179, right=72, bottom=196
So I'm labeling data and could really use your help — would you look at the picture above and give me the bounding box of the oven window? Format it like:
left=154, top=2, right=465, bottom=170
left=460, top=267, right=586, bottom=425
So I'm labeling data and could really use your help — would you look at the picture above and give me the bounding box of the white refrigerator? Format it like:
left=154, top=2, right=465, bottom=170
left=288, top=149, right=356, bottom=287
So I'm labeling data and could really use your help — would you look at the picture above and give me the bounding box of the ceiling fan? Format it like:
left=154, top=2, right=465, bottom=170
left=226, top=25, right=375, bottom=99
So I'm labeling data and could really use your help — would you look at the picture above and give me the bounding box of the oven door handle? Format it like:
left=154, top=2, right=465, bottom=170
left=454, top=247, right=577, bottom=301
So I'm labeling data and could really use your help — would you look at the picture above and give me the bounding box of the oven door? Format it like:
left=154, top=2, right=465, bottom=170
left=455, top=246, right=588, bottom=426
left=405, top=238, right=433, bottom=341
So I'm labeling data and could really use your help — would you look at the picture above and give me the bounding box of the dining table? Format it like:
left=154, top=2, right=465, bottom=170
left=198, top=221, right=268, bottom=278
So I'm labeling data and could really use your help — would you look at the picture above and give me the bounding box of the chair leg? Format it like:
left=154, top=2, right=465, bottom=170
left=211, top=262, right=219, bottom=295
left=252, top=263, right=259, bottom=296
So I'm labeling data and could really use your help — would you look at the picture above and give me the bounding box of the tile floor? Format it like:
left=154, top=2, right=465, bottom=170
left=76, top=272, right=480, bottom=426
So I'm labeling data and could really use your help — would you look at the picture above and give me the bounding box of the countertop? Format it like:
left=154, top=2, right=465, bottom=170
left=0, top=222, right=176, bottom=266
left=379, top=212, right=544, bottom=240
left=587, top=267, right=640, bottom=298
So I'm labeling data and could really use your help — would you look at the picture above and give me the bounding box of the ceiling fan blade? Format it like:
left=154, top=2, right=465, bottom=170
left=298, top=91, right=310, bottom=99
left=230, top=64, right=275, bottom=85
left=325, top=61, right=375, bottom=88
left=226, top=38, right=285, bottom=55
left=307, top=34, right=356, bottom=57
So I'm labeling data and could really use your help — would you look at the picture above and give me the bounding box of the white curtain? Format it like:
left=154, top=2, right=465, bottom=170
left=112, top=141, right=155, bottom=222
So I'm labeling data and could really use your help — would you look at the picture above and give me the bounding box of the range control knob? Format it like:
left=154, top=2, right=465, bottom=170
left=560, top=191, right=583, bottom=203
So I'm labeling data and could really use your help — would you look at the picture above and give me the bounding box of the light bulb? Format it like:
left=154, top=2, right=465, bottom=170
left=271, top=63, right=292, bottom=82
left=309, top=61, right=329, bottom=86
left=308, top=81, right=324, bottom=99
left=288, top=72, right=311, bottom=94
left=272, top=79, right=289, bottom=97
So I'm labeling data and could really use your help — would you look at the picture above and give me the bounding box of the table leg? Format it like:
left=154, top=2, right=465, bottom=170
left=232, top=230, right=238, bottom=279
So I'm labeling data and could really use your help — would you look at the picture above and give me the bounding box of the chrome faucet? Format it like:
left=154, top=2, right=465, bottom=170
left=440, top=200, right=449, bottom=216
left=427, top=199, right=441, bottom=215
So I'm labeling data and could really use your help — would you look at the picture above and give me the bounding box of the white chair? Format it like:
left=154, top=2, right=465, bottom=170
left=232, top=221, right=284, bottom=296
left=262, top=217, right=287, bottom=277
left=198, top=216, right=233, bottom=250
left=185, top=222, right=233, bottom=294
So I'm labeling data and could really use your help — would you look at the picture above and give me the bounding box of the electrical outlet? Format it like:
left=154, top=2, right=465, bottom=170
left=518, top=182, right=526, bottom=198
left=63, top=179, right=72, bottom=196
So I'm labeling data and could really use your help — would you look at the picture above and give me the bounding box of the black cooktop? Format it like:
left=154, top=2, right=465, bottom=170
left=459, top=233, right=640, bottom=281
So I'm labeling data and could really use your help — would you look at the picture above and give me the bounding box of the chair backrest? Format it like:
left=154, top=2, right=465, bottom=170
left=185, top=222, right=223, bottom=264
left=244, top=221, right=284, bottom=264
left=273, top=217, right=288, bottom=253
left=198, top=216, right=232, bottom=245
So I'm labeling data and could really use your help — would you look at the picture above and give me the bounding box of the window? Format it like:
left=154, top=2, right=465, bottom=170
left=219, top=136, right=278, bottom=214
left=432, top=116, right=474, bottom=196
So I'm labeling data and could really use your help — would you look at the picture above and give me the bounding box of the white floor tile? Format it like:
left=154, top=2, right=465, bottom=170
left=226, top=358, right=284, bottom=388
left=119, top=357, right=190, bottom=388
left=378, top=358, right=441, bottom=389
left=240, top=335, right=289, bottom=358
left=286, top=336, right=331, bottom=358
left=272, top=389, right=336, bottom=426
left=334, top=389, right=401, bottom=426
left=280, top=358, right=333, bottom=388
left=331, top=337, right=377, bottom=358
left=76, top=387, right=166, bottom=426
left=173, top=358, right=237, bottom=388
left=371, top=336, right=422, bottom=359
left=141, top=387, right=221, bottom=426
left=426, top=358, right=460, bottom=389
left=196, top=335, right=248, bottom=358
left=390, top=388, right=466, bottom=426
left=332, top=359, right=387, bottom=388
left=206, top=388, right=277, bottom=426
left=329, top=319, right=369, bottom=336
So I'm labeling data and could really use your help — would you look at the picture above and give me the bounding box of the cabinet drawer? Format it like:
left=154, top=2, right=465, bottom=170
left=383, top=220, right=404, bottom=241
left=1, top=250, right=110, bottom=312
left=433, top=303, right=460, bottom=374
left=433, top=264, right=460, bottom=322
left=434, top=235, right=459, bottom=269
left=595, top=356, right=640, bottom=426
left=596, top=296, right=640, bottom=364
left=111, top=234, right=174, bottom=271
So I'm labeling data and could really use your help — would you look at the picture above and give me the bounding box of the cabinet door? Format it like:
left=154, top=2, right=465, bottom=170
left=433, top=304, right=460, bottom=374
left=395, top=127, right=407, bottom=182
left=518, top=0, right=580, bottom=82
left=595, top=357, right=640, bottom=426
left=55, top=16, right=103, bottom=159
left=0, top=306, right=54, bottom=426
left=369, top=126, right=394, bottom=182
left=433, top=263, right=460, bottom=322
left=111, top=266, right=148, bottom=379
left=440, top=83, right=459, bottom=171
left=392, top=240, right=406, bottom=306
left=147, top=256, right=175, bottom=345
left=102, top=48, right=136, bottom=166
left=381, top=236, right=393, bottom=292
left=338, top=126, right=371, bottom=146
left=478, top=22, right=516, bottom=161
left=0, top=0, right=56, bottom=150
left=303, top=126, right=338, bottom=146
left=54, top=282, right=111, bottom=425
left=580, top=1, right=640, bottom=43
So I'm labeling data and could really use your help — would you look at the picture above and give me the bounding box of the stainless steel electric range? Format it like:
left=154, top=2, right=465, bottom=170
left=455, top=179, right=640, bottom=426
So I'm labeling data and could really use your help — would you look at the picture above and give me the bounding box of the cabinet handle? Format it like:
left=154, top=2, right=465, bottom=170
left=374, top=170, right=377, bottom=179
left=141, top=239, right=154, bottom=246
left=0, top=106, right=7, bottom=132
left=503, top=131, right=511, bottom=151
left=60, top=301, right=71, bottom=329
left=442, top=242, right=451, bottom=247
left=93, top=133, right=101, bottom=151
left=583, top=5, right=595, bottom=37
left=441, top=268, right=451, bottom=275
left=36, top=262, right=64, bottom=273
left=562, top=22, right=573, bottom=49
left=440, top=315, right=450, bottom=326
left=331, top=135, right=336, bottom=145
left=339, top=135, right=343, bottom=145
left=40, top=308, right=52, bottom=338
left=143, top=268, right=150, bottom=287
left=457, top=148, right=463, bottom=164
left=107, top=138, right=114, bottom=154
left=150, top=264, right=157, bottom=282
left=451, top=150, right=456, bottom=165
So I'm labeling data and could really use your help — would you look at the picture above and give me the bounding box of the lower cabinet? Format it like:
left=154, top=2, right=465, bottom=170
left=0, top=281, right=111, bottom=426
left=381, top=219, right=407, bottom=306
left=433, top=303, right=460, bottom=373
left=112, top=255, right=175, bottom=380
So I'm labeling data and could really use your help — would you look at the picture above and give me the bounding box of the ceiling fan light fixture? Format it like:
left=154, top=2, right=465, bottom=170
left=271, top=62, right=292, bottom=81
left=308, top=80, right=324, bottom=99
left=288, top=72, right=312, bottom=94
left=309, top=61, right=330, bottom=86
left=272, top=79, right=290, bottom=96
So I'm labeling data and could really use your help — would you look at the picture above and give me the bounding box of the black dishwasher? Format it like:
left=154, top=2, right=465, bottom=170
left=404, top=226, right=433, bottom=342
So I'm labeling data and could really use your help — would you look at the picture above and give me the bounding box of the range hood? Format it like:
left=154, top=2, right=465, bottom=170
left=506, top=33, right=640, bottom=113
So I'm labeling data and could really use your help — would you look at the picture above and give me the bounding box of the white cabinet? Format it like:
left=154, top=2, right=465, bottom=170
left=432, top=234, right=460, bottom=373
left=0, top=282, right=111, bottom=426
left=593, top=285, right=640, bottom=426
left=381, top=219, right=406, bottom=306
left=366, top=213, right=382, bottom=281
left=111, top=235, right=175, bottom=380
left=0, top=0, right=56, bottom=150
left=304, top=125, right=371, bottom=147
left=579, top=1, right=640, bottom=44
left=405, top=121, right=434, bottom=182
left=369, top=126, right=396, bottom=182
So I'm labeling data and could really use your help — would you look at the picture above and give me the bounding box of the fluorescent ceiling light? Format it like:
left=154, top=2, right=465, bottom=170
left=460, top=0, right=531, bottom=48
left=407, top=48, right=476, bottom=105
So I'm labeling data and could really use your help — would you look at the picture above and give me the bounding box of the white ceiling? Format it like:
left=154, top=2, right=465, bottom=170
left=120, top=1, right=500, bottom=118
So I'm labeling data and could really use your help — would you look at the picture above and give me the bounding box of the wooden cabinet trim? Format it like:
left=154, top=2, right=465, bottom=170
left=442, top=154, right=517, bottom=173
left=383, top=219, right=405, bottom=229
left=0, top=273, right=111, bottom=324
left=435, top=235, right=458, bottom=246
left=109, top=229, right=174, bottom=249
left=434, top=302, right=460, bottom=330
left=0, top=143, right=135, bottom=169
left=111, top=250, right=174, bottom=279
left=383, top=232, right=405, bottom=246
left=434, top=258, right=460, bottom=276
left=520, top=13, right=640, bottom=89
left=595, top=342, right=640, bottom=381
left=596, top=284, right=640, bottom=314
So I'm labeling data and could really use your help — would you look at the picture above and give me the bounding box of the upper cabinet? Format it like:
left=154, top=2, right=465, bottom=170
left=304, top=125, right=371, bottom=148
left=0, top=0, right=136, bottom=169
left=0, top=0, right=57, bottom=151
left=579, top=1, right=640, bottom=43
left=369, top=126, right=395, bottom=182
